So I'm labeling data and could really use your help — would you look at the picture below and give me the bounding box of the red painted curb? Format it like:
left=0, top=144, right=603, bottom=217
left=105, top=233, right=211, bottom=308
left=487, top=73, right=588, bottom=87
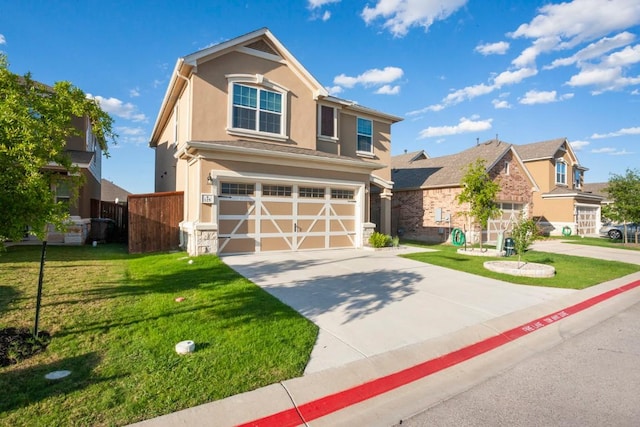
left=237, top=280, right=640, bottom=427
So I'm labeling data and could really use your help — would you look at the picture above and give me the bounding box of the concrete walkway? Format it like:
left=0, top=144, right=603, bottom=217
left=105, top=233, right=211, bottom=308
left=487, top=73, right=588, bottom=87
left=532, top=239, right=640, bottom=264
left=130, top=242, right=640, bottom=427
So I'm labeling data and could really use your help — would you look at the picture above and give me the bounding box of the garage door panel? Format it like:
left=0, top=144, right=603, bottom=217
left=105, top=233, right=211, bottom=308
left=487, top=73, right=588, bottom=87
left=331, top=219, right=354, bottom=231
left=219, top=238, right=255, bottom=254
left=219, top=219, right=255, bottom=234
left=220, top=201, right=254, bottom=215
left=298, top=203, right=323, bottom=215
left=297, top=235, right=325, bottom=250
left=261, top=202, right=292, bottom=215
left=260, top=237, right=292, bottom=251
left=331, top=204, right=355, bottom=215
left=330, top=235, right=354, bottom=247
left=261, top=220, right=292, bottom=233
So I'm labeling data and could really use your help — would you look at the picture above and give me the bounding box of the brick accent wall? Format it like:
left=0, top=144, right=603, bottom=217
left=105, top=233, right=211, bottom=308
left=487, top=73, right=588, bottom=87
left=392, top=150, right=534, bottom=244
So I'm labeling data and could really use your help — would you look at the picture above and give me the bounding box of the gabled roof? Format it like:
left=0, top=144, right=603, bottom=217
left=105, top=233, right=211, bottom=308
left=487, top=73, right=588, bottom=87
left=582, top=182, right=609, bottom=198
left=391, top=150, right=429, bottom=168
left=392, top=139, right=530, bottom=190
left=516, top=137, right=568, bottom=162
left=101, top=179, right=131, bottom=202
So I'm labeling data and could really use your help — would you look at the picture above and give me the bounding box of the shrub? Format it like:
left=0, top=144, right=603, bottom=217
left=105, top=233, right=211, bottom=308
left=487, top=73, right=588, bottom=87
left=369, top=232, right=392, bottom=248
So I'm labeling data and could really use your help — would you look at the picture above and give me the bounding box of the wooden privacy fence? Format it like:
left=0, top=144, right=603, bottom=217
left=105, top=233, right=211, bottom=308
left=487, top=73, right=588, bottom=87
left=90, top=199, right=128, bottom=242
left=128, top=191, right=184, bottom=254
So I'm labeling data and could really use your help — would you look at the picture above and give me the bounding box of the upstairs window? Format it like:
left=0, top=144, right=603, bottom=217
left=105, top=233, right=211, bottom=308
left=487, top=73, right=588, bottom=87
left=357, top=117, right=373, bottom=153
left=556, top=160, right=567, bottom=185
left=231, top=83, right=282, bottom=135
left=319, top=105, right=337, bottom=139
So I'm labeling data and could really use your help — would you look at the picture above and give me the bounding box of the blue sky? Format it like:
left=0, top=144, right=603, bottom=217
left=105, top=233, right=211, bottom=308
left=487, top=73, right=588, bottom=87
left=1, top=0, right=639, bottom=194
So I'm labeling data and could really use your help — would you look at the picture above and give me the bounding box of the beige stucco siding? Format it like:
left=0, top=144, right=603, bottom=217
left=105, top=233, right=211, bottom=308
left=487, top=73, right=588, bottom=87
left=338, top=112, right=392, bottom=182
left=154, top=105, right=178, bottom=192
left=535, top=197, right=575, bottom=222
left=190, top=51, right=317, bottom=148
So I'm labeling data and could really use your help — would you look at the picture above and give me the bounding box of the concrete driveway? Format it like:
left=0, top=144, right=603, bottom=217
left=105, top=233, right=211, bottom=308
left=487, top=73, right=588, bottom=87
left=222, top=246, right=575, bottom=374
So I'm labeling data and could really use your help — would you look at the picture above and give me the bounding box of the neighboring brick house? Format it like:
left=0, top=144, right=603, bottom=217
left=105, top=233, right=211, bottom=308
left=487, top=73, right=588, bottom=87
left=150, top=28, right=402, bottom=255
left=391, top=139, right=537, bottom=243
left=517, top=138, right=603, bottom=236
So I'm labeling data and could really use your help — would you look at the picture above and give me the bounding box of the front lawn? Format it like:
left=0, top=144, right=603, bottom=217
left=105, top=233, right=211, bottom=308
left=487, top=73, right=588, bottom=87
left=402, top=243, right=640, bottom=289
left=0, top=244, right=317, bottom=426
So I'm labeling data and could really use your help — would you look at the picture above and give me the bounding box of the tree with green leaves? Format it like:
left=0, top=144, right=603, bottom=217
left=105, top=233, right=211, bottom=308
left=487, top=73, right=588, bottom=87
left=456, top=159, right=501, bottom=250
left=605, top=168, right=640, bottom=243
left=510, top=213, right=538, bottom=267
left=0, top=54, right=115, bottom=248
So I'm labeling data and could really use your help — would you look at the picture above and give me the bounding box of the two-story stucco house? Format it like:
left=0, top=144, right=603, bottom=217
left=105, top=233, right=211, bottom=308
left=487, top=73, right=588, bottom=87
left=150, top=28, right=402, bottom=255
left=517, top=138, right=603, bottom=236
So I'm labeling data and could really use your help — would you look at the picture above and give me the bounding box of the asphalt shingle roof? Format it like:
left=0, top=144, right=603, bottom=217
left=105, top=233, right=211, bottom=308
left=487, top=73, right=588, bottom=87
left=516, top=137, right=567, bottom=161
left=392, top=139, right=512, bottom=190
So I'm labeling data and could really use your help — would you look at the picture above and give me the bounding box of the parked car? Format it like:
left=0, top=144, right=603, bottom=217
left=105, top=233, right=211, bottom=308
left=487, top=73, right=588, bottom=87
left=599, top=223, right=639, bottom=240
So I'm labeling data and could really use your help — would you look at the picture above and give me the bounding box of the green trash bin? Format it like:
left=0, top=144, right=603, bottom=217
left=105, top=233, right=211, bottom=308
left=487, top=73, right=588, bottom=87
left=504, top=237, right=515, bottom=256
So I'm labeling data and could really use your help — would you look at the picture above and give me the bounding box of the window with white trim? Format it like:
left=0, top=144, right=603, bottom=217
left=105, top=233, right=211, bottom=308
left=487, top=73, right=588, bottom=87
left=263, top=185, right=292, bottom=197
left=299, top=187, right=325, bottom=198
left=556, top=160, right=567, bottom=185
left=357, top=117, right=373, bottom=153
left=318, top=105, right=337, bottom=139
left=331, top=189, right=354, bottom=199
left=231, top=83, right=282, bottom=135
left=221, top=182, right=255, bottom=196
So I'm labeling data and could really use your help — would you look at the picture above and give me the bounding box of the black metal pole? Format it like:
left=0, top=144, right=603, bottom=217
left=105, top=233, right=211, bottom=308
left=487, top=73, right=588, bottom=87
left=34, top=240, right=47, bottom=338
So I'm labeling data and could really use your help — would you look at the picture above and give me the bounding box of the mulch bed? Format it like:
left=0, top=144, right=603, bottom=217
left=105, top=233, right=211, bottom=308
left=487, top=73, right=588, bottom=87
left=0, top=327, right=51, bottom=367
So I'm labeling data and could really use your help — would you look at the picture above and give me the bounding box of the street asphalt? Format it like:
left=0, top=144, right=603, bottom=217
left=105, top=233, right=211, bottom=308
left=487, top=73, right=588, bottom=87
left=129, top=240, right=640, bottom=427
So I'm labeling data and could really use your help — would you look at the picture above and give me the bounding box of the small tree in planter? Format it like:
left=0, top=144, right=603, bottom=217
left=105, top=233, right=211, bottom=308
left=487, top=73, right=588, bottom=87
left=510, top=214, right=538, bottom=268
left=456, top=159, right=501, bottom=251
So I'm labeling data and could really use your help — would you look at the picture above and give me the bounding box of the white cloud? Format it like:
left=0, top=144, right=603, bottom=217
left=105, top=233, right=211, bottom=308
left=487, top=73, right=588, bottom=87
left=0, top=34, right=5, bottom=45
left=361, top=0, right=468, bottom=37
left=129, top=87, right=140, bottom=98
left=591, top=127, right=640, bottom=139
left=511, top=36, right=559, bottom=68
left=492, top=99, right=511, bottom=109
left=334, top=66, right=404, bottom=88
left=418, top=116, right=493, bottom=138
left=308, top=0, right=340, bottom=8
left=442, top=83, right=494, bottom=105
left=406, top=104, right=444, bottom=116
left=569, top=140, right=590, bottom=150
left=88, top=95, right=147, bottom=122
left=602, top=44, right=640, bottom=67
left=592, top=147, right=633, bottom=155
left=632, top=89, right=640, bottom=95
left=519, top=90, right=573, bottom=105
left=326, top=85, right=343, bottom=96
left=475, top=41, right=510, bottom=55
left=510, top=0, right=640, bottom=49
left=115, top=126, right=148, bottom=145
left=591, top=147, right=617, bottom=153
left=322, top=10, right=331, bottom=21
left=545, top=32, right=636, bottom=69
left=375, top=84, right=401, bottom=95
left=493, top=67, right=538, bottom=87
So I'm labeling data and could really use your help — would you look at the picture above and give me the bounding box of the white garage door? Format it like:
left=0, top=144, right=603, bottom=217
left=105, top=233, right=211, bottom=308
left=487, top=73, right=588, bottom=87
left=218, top=182, right=358, bottom=254
left=576, top=205, right=598, bottom=236
left=487, top=202, right=524, bottom=242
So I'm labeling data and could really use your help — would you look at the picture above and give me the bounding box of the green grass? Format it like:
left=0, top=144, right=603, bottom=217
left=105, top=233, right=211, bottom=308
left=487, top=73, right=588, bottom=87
left=555, top=235, right=640, bottom=251
left=401, top=243, right=640, bottom=289
left=0, top=244, right=317, bottom=426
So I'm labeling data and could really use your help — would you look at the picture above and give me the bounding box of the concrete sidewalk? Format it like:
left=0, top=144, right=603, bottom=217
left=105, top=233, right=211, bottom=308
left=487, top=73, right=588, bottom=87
left=130, top=243, right=640, bottom=427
